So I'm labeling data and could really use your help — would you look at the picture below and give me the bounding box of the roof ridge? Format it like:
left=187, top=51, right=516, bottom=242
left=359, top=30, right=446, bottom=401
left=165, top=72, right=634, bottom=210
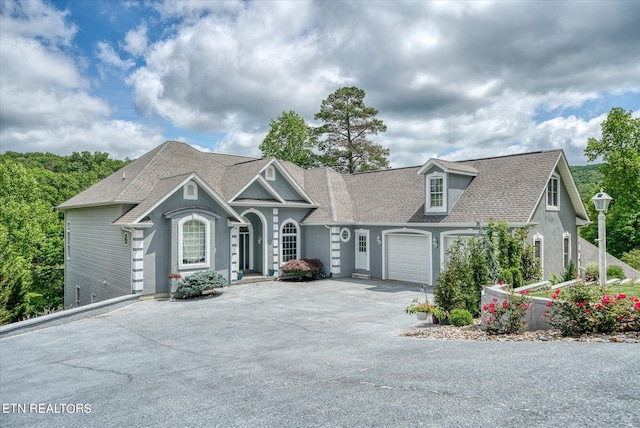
left=324, top=168, right=338, bottom=222
left=115, top=142, right=169, bottom=201
left=459, top=150, right=561, bottom=164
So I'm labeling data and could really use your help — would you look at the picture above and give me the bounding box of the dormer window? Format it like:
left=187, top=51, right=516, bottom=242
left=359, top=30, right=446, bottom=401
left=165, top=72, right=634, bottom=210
left=265, top=165, right=275, bottom=181
left=426, top=172, right=447, bottom=213
left=184, top=181, right=198, bottom=200
left=546, top=174, right=559, bottom=210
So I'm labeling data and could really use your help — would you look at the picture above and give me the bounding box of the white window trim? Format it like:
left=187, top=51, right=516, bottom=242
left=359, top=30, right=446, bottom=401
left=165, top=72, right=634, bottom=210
left=546, top=174, right=559, bottom=211
left=280, top=218, right=300, bottom=264
left=183, top=181, right=198, bottom=200
left=533, top=233, right=544, bottom=276
left=562, top=231, right=571, bottom=269
left=425, top=172, right=447, bottom=214
left=178, top=214, right=211, bottom=270
left=265, top=165, right=276, bottom=181
left=355, top=229, right=370, bottom=271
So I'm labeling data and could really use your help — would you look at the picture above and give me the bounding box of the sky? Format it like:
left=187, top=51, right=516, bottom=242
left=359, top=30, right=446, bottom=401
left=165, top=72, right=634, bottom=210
left=1, top=0, right=639, bottom=168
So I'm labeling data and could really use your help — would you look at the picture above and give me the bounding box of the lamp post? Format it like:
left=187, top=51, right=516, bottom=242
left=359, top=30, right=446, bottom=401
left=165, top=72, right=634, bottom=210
left=591, top=188, right=612, bottom=292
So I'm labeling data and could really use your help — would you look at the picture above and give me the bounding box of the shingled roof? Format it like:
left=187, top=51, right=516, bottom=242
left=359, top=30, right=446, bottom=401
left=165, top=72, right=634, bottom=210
left=58, top=141, right=588, bottom=228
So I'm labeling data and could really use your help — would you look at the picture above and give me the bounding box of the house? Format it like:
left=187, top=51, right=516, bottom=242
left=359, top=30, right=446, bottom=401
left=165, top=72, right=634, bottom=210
left=58, top=141, right=590, bottom=306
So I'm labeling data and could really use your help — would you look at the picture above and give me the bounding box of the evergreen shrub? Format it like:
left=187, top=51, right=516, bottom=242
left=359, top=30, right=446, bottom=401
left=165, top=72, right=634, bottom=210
left=177, top=270, right=228, bottom=298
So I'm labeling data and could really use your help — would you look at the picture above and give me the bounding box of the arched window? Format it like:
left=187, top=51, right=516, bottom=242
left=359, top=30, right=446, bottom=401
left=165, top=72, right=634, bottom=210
left=179, top=215, right=210, bottom=268
left=280, top=220, right=300, bottom=263
left=184, top=181, right=198, bottom=200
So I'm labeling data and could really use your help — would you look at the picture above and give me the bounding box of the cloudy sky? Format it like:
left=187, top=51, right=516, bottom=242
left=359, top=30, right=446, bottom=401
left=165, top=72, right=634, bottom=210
left=1, top=0, right=638, bottom=167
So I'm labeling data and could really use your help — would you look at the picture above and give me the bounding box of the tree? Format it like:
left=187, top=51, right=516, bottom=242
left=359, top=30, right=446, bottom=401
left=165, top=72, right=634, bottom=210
left=259, top=111, right=317, bottom=168
left=313, top=86, right=389, bottom=173
left=583, top=107, right=640, bottom=257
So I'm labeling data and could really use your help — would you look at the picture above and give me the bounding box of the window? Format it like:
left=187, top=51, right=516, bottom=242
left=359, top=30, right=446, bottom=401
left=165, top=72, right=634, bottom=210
left=547, top=175, right=559, bottom=210
left=340, top=228, right=351, bottom=243
left=265, top=165, right=275, bottom=181
left=533, top=233, right=543, bottom=274
left=66, top=221, right=71, bottom=260
left=563, top=232, right=571, bottom=269
left=178, top=214, right=210, bottom=269
left=426, top=172, right=447, bottom=213
left=280, top=220, right=299, bottom=263
left=183, top=181, right=198, bottom=200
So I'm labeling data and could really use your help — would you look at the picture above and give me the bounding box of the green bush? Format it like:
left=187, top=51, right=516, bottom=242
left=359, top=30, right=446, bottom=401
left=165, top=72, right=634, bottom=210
left=584, top=262, right=600, bottom=282
left=607, top=265, right=625, bottom=280
left=435, top=239, right=478, bottom=315
left=561, top=260, right=578, bottom=282
left=449, top=308, right=474, bottom=326
left=177, top=270, right=228, bottom=298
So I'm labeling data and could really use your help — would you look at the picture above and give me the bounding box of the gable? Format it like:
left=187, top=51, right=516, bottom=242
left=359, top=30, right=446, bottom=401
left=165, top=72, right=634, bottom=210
left=235, top=179, right=282, bottom=202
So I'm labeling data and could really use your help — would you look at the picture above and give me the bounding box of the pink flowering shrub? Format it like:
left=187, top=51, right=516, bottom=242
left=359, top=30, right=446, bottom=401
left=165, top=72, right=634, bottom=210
left=281, top=259, right=323, bottom=276
left=544, top=283, right=640, bottom=336
left=481, top=290, right=532, bottom=335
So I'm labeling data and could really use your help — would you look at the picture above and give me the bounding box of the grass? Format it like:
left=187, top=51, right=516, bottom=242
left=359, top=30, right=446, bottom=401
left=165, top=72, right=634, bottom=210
left=530, top=281, right=640, bottom=299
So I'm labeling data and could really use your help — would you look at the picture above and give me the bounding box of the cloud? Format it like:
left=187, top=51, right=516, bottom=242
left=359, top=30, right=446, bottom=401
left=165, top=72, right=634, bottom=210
left=0, top=0, right=164, bottom=157
left=2, top=0, right=639, bottom=167
left=122, top=23, right=148, bottom=57
left=96, top=41, right=135, bottom=71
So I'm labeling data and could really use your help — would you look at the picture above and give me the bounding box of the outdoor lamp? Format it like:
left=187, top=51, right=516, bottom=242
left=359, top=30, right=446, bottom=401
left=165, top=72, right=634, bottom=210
left=591, top=188, right=612, bottom=212
left=591, top=188, right=613, bottom=292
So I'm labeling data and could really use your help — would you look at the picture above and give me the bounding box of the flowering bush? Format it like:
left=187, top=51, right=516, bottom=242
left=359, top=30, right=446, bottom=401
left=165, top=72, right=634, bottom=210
left=481, top=290, right=531, bottom=335
left=405, top=298, right=444, bottom=318
left=281, top=258, right=323, bottom=276
left=545, top=283, right=640, bottom=336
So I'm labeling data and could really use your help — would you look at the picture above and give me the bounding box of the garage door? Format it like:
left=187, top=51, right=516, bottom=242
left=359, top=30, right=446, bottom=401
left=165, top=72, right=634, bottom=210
left=386, top=234, right=431, bottom=284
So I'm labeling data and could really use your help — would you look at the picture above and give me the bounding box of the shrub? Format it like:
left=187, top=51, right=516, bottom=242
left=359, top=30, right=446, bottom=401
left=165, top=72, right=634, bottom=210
left=584, top=262, right=600, bottom=282
left=281, top=259, right=323, bottom=276
left=449, top=308, right=474, bottom=326
left=435, top=239, right=478, bottom=315
left=177, top=270, right=228, bottom=298
left=607, top=265, right=625, bottom=280
left=621, top=249, right=640, bottom=271
left=545, top=283, right=640, bottom=336
left=561, top=260, right=578, bottom=282
left=481, top=291, right=531, bottom=335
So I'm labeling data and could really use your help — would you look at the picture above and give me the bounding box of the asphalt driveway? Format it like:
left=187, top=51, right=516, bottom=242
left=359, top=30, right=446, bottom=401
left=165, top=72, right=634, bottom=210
left=1, top=279, right=638, bottom=427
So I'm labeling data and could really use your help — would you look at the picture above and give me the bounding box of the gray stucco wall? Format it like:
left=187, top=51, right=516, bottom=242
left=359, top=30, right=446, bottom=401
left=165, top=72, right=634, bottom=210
left=266, top=168, right=305, bottom=201
left=448, top=174, right=473, bottom=211
left=64, top=205, right=132, bottom=307
left=529, top=169, right=580, bottom=280
left=144, top=186, right=232, bottom=295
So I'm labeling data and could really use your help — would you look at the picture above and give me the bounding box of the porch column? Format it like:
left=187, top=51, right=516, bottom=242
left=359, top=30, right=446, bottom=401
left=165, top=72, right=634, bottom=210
left=272, top=208, right=279, bottom=276
left=131, top=229, right=144, bottom=293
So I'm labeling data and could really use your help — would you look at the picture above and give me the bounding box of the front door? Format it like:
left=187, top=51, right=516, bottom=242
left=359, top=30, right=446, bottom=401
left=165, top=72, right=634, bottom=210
left=239, top=226, right=250, bottom=270
left=355, top=230, right=369, bottom=270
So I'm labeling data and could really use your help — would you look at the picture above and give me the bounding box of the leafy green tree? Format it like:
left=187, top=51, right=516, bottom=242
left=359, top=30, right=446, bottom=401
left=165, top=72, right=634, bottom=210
left=584, top=107, right=640, bottom=257
left=621, top=249, right=640, bottom=271
left=313, top=86, right=389, bottom=173
left=260, top=111, right=317, bottom=168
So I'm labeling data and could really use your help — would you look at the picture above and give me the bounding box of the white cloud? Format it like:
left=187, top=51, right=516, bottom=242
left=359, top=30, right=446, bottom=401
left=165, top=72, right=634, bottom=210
left=122, top=23, right=148, bottom=57
left=96, top=41, right=135, bottom=71
left=0, top=0, right=164, bottom=157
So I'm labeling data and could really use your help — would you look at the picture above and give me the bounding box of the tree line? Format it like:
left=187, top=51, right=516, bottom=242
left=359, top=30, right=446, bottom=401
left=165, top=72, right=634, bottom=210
left=0, top=152, right=129, bottom=324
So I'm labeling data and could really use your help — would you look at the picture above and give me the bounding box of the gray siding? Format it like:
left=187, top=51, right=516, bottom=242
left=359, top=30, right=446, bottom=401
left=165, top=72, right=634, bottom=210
left=64, top=206, right=132, bottom=307
left=238, top=181, right=273, bottom=200
left=448, top=174, right=473, bottom=211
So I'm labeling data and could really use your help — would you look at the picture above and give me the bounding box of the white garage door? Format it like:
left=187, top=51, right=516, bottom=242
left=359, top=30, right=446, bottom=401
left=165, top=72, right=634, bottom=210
left=386, top=234, right=431, bottom=284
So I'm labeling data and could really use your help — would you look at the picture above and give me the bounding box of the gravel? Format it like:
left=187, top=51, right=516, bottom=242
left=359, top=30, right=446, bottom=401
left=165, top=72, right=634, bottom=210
left=400, top=320, right=640, bottom=343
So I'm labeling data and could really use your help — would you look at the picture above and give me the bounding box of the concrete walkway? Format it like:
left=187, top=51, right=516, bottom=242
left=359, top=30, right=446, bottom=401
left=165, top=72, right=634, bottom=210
left=1, top=279, right=638, bottom=427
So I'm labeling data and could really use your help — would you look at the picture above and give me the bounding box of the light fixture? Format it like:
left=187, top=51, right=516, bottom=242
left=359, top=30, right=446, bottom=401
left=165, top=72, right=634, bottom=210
left=376, top=235, right=382, bottom=245
left=591, top=188, right=613, bottom=292
left=432, top=236, right=438, bottom=249
left=591, top=188, right=612, bottom=212
left=257, top=236, right=262, bottom=245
